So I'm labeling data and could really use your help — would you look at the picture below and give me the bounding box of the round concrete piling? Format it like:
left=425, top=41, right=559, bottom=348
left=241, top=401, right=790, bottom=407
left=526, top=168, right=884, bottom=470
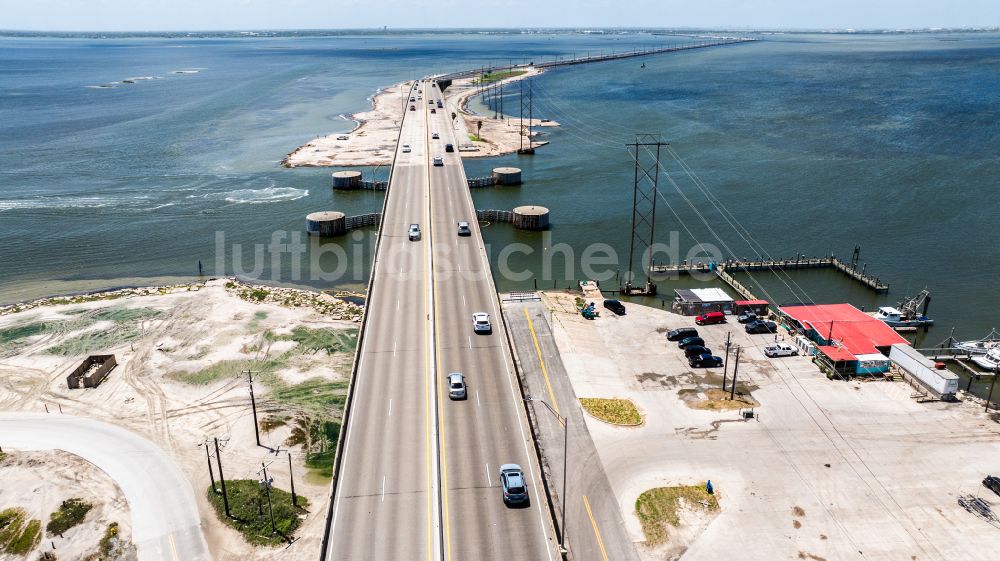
left=306, top=211, right=347, bottom=237
left=512, top=205, right=549, bottom=230
left=331, top=170, right=362, bottom=189
left=492, top=167, right=522, bottom=186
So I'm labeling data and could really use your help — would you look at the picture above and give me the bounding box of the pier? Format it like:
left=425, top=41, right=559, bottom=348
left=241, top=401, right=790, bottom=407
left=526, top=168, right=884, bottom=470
left=650, top=253, right=889, bottom=293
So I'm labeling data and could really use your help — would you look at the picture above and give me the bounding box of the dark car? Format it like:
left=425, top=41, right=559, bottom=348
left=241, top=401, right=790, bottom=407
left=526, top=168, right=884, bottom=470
left=445, top=143, right=454, bottom=152
left=603, top=299, right=626, bottom=315
left=984, top=475, right=1000, bottom=498
left=666, top=327, right=699, bottom=342
left=683, top=345, right=712, bottom=358
left=678, top=336, right=706, bottom=349
left=689, top=354, right=724, bottom=368
left=737, top=312, right=758, bottom=324
left=745, top=320, right=778, bottom=334
left=500, top=464, right=529, bottom=506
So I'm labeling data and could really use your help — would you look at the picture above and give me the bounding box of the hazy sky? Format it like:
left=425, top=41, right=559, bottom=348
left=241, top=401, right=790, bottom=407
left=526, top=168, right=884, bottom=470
left=2, top=0, right=998, bottom=32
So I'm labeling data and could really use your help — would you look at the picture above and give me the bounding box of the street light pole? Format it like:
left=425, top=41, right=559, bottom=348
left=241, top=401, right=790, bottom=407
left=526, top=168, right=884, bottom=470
left=525, top=397, right=568, bottom=554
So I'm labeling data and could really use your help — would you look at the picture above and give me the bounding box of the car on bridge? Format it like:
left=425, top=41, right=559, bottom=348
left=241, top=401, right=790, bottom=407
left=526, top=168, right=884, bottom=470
left=410, top=104, right=416, bottom=111
left=448, top=373, right=467, bottom=400
left=432, top=132, right=440, bottom=139
left=457, top=221, right=471, bottom=236
left=408, top=224, right=421, bottom=241
left=431, top=108, right=436, bottom=113
left=445, top=143, right=454, bottom=152
left=499, top=464, right=529, bottom=506
left=473, top=312, right=492, bottom=334
left=433, top=156, right=444, bottom=166
left=401, top=144, right=411, bottom=153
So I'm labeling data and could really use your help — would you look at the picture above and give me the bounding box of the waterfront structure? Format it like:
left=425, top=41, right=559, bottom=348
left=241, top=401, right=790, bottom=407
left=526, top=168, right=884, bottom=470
left=672, top=288, right=735, bottom=316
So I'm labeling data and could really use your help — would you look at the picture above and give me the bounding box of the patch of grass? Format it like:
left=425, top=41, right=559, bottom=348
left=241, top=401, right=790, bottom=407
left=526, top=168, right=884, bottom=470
left=283, top=415, right=341, bottom=479
left=46, top=498, right=93, bottom=536
left=0, top=323, right=47, bottom=345
left=206, top=480, right=309, bottom=546
left=305, top=450, right=335, bottom=479
left=98, top=522, right=122, bottom=558
left=0, top=508, right=41, bottom=555
left=44, top=328, right=141, bottom=356
left=635, top=485, right=719, bottom=546
left=168, top=359, right=249, bottom=385
left=278, top=327, right=358, bottom=354
left=242, top=288, right=270, bottom=302
left=684, top=388, right=757, bottom=411
left=90, top=307, right=160, bottom=323
left=254, top=311, right=268, bottom=320
left=478, top=69, right=527, bottom=84
left=468, top=134, right=482, bottom=142
left=272, top=379, right=349, bottom=415
left=580, top=397, right=643, bottom=426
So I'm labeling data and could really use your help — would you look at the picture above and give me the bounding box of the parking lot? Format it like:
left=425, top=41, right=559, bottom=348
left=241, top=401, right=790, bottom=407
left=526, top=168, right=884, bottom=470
left=538, top=291, right=1000, bottom=561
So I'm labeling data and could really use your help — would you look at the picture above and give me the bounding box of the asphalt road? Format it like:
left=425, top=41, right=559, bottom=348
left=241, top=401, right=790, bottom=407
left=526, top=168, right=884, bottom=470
left=0, top=412, right=210, bottom=561
left=326, top=82, right=556, bottom=561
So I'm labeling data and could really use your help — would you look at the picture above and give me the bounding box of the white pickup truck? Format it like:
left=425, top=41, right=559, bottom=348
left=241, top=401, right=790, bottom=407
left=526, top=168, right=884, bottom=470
left=764, top=342, right=798, bottom=358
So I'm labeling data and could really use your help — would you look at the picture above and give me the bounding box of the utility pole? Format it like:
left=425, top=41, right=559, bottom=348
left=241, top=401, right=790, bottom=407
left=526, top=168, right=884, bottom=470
left=246, top=370, right=261, bottom=447
left=730, top=346, right=742, bottom=401
left=987, top=365, right=999, bottom=413
left=722, top=332, right=732, bottom=390
left=288, top=452, right=298, bottom=507
left=624, top=135, right=668, bottom=296
left=259, top=462, right=277, bottom=535
left=204, top=441, right=217, bottom=493
left=214, top=437, right=231, bottom=518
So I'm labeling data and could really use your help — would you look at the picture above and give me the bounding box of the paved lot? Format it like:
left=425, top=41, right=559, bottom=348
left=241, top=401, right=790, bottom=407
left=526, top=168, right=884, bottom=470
left=539, top=291, right=1000, bottom=561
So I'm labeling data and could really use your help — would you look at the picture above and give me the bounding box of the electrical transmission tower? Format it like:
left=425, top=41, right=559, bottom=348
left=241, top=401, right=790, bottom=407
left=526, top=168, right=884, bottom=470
left=623, top=134, right=669, bottom=296
left=518, top=79, right=535, bottom=155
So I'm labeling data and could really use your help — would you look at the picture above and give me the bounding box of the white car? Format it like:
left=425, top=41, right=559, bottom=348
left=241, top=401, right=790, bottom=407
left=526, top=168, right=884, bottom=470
left=473, top=312, right=492, bottom=334
left=764, top=343, right=798, bottom=358
left=431, top=132, right=440, bottom=139
left=401, top=144, right=411, bottom=153
left=408, top=223, right=421, bottom=241
left=432, top=156, right=444, bottom=166
left=336, top=135, right=349, bottom=140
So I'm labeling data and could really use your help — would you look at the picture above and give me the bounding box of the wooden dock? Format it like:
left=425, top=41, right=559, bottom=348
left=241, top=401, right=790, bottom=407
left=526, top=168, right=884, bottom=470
left=649, top=254, right=889, bottom=293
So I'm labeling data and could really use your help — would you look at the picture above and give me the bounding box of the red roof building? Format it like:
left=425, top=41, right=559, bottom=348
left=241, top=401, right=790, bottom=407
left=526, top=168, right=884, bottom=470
left=780, top=303, right=907, bottom=356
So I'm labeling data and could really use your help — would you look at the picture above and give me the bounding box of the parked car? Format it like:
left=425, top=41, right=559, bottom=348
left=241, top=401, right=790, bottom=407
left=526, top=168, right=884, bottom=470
left=432, top=132, right=440, bottom=139
left=764, top=343, right=798, bottom=358
left=336, top=135, right=349, bottom=141
left=401, top=143, right=412, bottom=153
left=445, top=143, right=454, bottom=152
left=984, top=475, right=1000, bottom=498
left=689, top=354, right=724, bottom=368
left=678, top=336, right=706, bottom=349
left=433, top=156, right=444, bottom=166
left=448, top=372, right=467, bottom=400
left=737, top=311, right=758, bottom=324
left=408, top=224, right=421, bottom=241
left=499, top=464, right=529, bottom=505
left=603, top=299, right=626, bottom=316
left=745, top=320, right=778, bottom=334
left=457, top=221, right=471, bottom=236
left=473, top=312, right=492, bottom=334
left=684, top=345, right=712, bottom=358
left=666, top=327, right=699, bottom=342
left=695, top=311, right=726, bottom=325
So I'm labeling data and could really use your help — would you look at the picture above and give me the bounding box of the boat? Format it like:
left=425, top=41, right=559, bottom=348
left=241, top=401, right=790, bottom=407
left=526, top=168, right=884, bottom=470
left=874, top=306, right=934, bottom=328
left=953, top=331, right=1000, bottom=355
left=973, top=348, right=1000, bottom=371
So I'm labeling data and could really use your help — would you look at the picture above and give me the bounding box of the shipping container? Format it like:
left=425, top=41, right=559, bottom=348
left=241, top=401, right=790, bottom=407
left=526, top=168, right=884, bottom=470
left=889, top=344, right=958, bottom=399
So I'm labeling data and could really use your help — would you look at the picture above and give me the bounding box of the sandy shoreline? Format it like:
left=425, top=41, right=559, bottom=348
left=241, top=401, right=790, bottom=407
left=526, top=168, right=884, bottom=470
left=282, top=67, right=560, bottom=168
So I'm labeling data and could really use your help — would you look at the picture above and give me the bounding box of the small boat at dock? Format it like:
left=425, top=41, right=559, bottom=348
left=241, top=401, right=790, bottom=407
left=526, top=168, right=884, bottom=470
left=953, top=330, right=1000, bottom=355
left=874, top=306, right=934, bottom=329
left=973, top=348, right=1000, bottom=371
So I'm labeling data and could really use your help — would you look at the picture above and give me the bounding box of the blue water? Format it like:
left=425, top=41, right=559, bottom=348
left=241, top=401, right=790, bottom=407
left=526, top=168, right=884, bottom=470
left=2, top=31, right=999, bottom=345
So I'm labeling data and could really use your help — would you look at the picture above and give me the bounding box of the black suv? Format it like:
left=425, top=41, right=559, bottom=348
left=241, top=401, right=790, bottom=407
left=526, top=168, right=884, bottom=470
left=666, top=327, right=699, bottom=342
left=678, top=336, right=706, bottom=349
left=603, top=299, right=626, bottom=315
left=689, top=354, right=724, bottom=368
left=745, top=320, right=778, bottom=334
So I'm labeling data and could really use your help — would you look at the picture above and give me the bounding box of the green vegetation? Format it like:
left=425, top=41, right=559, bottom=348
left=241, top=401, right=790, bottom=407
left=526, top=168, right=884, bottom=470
left=46, top=498, right=93, bottom=536
left=477, top=69, right=527, bottom=84
left=98, top=522, right=125, bottom=558
left=168, top=359, right=248, bottom=385
left=242, top=288, right=270, bottom=302
left=272, top=378, right=349, bottom=413
left=276, top=327, right=358, bottom=355
left=0, top=323, right=46, bottom=345
left=468, top=134, right=482, bottom=142
left=0, top=508, right=42, bottom=555
left=580, top=397, right=643, bottom=426
left=253, top=311, right=268, bottom=320
left=206, top=481, right=309, bottom=546
left=0, top=306, right=163, bottom=357
left=635, top=485, right=719, bottom=545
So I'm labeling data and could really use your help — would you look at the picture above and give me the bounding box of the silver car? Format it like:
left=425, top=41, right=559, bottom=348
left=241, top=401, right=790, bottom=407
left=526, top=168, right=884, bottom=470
left=499, top=464, right=529, bottom=505
left=457, top=221, right=471, bottom=236
left=432, top=156, right=444, bottom=166
left=408, top=224, right=420, bottom=241
left=448, top=372, right=467, bottom=400
left=473, top=312, right=491, bottom=334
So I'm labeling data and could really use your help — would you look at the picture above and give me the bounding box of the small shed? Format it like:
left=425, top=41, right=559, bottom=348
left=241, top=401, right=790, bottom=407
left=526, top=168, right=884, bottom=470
left=735, top=299, right=769, bottom=317
left=672, top=288, right=735, bottom=316
left=67, top=354, right=117, bottom=389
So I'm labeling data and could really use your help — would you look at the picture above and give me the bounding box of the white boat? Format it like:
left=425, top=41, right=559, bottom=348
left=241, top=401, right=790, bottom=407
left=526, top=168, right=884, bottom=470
left=873, top=306, right=934, bottom=328
left=952, top=330, right=1000, bottom=355
left=973, top=348, right=1000, bottom=371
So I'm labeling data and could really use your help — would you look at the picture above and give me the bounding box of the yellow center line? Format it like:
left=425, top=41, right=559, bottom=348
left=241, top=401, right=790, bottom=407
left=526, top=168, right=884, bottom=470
left=167, top=534, right=179, bottom=561
left=583, top=495, right=610, bottom=561
left=524, top=307, right=561, bottom=419
left=420, top=83, right=435, bottom=561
